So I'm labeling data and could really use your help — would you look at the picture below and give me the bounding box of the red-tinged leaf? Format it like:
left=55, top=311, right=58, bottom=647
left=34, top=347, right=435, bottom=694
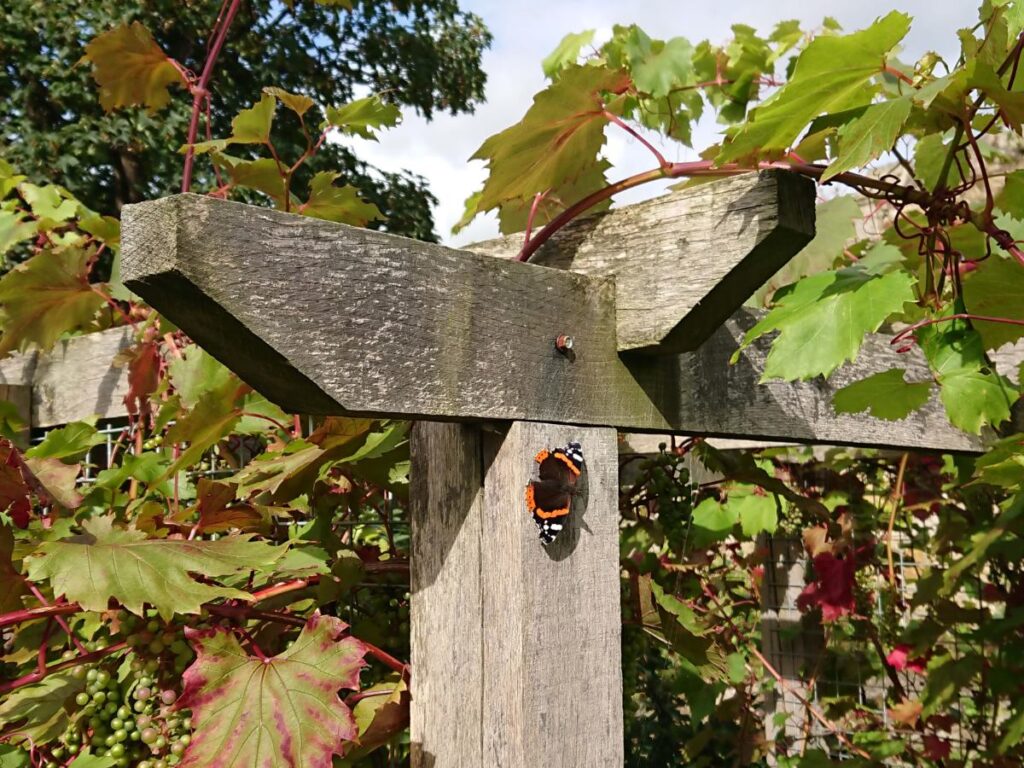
left=471, top=64, right=631, bottom=216
left=0, top=442, right=32, bottom=528
left=886, top=644, right=928, bottom=674
left=187, top=478, right=265, bottom=533
left=178, top=615, right=366, bottom=768
left=122, top=341, right=161, bottom=419
left=23, top=456, right=83, bottom=509
left=308, top=417, right=375, bottom=450
left=922, top=734, right=951, bottom=760
left=0, top=248, right=105, bottom=356
left=82, top=22, right=187, bottom=113
left=795, top=552, right=855, bottom=622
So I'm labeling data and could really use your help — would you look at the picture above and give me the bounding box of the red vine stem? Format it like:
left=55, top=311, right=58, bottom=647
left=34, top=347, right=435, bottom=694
left=891, top=312, right=1024, bottom=349
left=603, top=109, right=669, bottom=168
left=517, top=159, right=929, bottom=262
left=360, top=639, right=407, bottom=676
left=181, top=0, right=243, bottom=193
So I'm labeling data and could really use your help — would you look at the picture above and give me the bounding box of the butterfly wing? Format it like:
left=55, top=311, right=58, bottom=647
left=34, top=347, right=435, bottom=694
left=526, top=445, right=583, bottom=545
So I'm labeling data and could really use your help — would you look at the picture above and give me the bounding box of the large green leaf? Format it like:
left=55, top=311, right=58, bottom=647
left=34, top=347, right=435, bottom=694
left=832, top=369, right=933, bottom=421
left=613, top=26, right=694, bottom=98
left=0, top=210, right=37, bottom=258
left=961, top=255, right=1024, bottom=350
left=736, top=266, right=915, bottom=381
left=26, top=516, right=283, bottom=619
left=178, top=615, right=365, bottom=767
left=719, top=12, right=911, bottom=161
left=821, top=96, right=912, bottom=181
left=0, top=248, right=105, bottom=355
left=167, top=344, right=235, bottom=408
left=83, top=22, right=187, bottom=113
left=471, top=64, right=630, bottom=216
left=918, top=315, right=1015, bottom=434
left=0, top=674, right=82, bottom=745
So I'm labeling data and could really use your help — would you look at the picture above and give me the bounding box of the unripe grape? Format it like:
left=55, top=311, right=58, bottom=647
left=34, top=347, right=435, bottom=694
left=110, top=744, right=125, bottom=758
left=75, top=692, right=90, bottom=706
left=111, top=718, right=123, bottom=730
left=160, top=689, right=177, bottom=705
left=141, top=728, right=158, bottom=744
left=135, top=687, right=151, bottom=701
left=95, top=670, right=110, bottom=686
left=170, top=741, right=186, bottom=756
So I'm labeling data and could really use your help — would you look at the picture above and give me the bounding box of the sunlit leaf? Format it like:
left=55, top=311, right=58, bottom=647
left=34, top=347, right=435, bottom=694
left=178, top=615, right=365, bottom=767
left=821, top=96, right=912, bottom=180
left=0, top=248, right=105, bottom=355
left=263, top=86, right=316, bottom=117
left=25, top=421, right=102, bottom=463
left=961, top=254, right=1024, bottom=350
left=719, top=12, right=911, bottom=161
left=542, top=30, right=595, bottom=78
left=83, top=22, right=187, bottom=113
left=325, top=95, right=401, bottom=140
left=26, top=516, right=283, bottom=618
left=298, top=172, right=382, bottom=226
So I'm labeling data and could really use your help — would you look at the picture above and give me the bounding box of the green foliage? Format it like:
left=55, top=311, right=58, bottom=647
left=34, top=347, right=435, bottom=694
left=26, top=516, right=284, bottom=619
left=832, top=369, right=933, bottom=421
left=0, top=0, right=491, bottom=239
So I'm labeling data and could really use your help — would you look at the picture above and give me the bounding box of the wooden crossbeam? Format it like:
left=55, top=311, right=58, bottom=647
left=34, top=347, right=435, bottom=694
left=120, top=188, right=1008, bottom=452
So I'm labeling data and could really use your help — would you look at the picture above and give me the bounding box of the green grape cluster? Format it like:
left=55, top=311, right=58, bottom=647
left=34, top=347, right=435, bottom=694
left=52, top=615, right=195, bottom=767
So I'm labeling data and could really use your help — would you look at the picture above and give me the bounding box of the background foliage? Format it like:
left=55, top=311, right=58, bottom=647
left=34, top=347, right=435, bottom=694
left=2, top=0, right=1024, bottom=766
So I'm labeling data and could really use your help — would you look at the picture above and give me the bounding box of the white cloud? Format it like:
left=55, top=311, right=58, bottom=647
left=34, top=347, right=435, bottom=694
left=336, top=0, right=978, bottom=246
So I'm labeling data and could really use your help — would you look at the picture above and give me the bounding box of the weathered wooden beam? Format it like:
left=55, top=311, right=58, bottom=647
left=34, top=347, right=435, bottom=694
left=468, top=170, right=815, bottom=353
left=410, top=421, right=621, bottom=767
left=0, top=327, right=133, bottom=428
left=120, top=192, right=1014, bottom=452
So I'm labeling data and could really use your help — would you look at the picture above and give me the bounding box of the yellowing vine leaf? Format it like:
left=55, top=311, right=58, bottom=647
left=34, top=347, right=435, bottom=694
left=178, top=615, right=365, bottom=768
left=0, top=248, right=105, bottom=356
left=26, top=516, right=284, bottom=619
left=470, top=64, right=631, bottom=218
left=83, top=22, right=187, bottom=114
left=0, top=674, right=82, bottom=745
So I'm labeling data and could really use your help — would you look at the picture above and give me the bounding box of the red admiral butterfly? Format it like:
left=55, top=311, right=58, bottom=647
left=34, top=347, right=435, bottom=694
left=524, top=441, right=583, bottom=545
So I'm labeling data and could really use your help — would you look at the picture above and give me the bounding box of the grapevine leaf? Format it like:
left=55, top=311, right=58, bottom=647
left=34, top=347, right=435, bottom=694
left=25, top=421, right=102, bottom=463
left=939, top=370, right=1014, bottom=434
left=122, top=340, right=161, bottom=418
left=0, top=525, right=27, bottom=613
left=0, top=674, right=82, bottom=745
left=224, top=157, right=289, bottom=205
left=23, top=457, right=83, bottom=509
left=733, top=493, right=779, bottom=537
left=968, top=62, right=1024, bottom=131
left=178, top=615, right=365, bottom=768
left=0, top=159, right=26, bottom=199
left=961, top=255, right=1024, bottom=349
left=542, top=30, right=595, bottom=78
left=471, top=64, right=630, bottom=214
left=796, top=552, right=856, bottom=622
left=0, top=745, right=28, bottom=767
left=0, top=248, right=105, bottom=355
left=263, top=86, right=315, bottom=117
left=918, top=315, right=1015, bottom=433
left=82, top=22, right=187, bottom=114
left=18, top=183, right=78, bottom=224
left=163, top=388, right=242, bottom=480
left=996, top=169, right=1024, bottom=216
left=0, top=210, right=38, bottom=257
left=821, top=96, right=912, bottom=181
left=752, top=196, right=861, bottom=306
left=690, top=498, right=738, bottom=545
left=612, top=26, right=694, bottom=98
left=325, top=95, right=401, bottom=140
left=298, top=172, right=383, bottom=226
left=719, top=12, right=911, bottom=161
left=493, top=159, right=611, bottom=235
left=341, top=676, right=410, bottom=763
left=26, top=516, right=283, bottom=619
left=68, top=752, right=116, bottom=767
left=832, top=369, right=933, bottom=421
left=736, top=266, right=915, bottom=381
left=168, top=345, right=235, bottom=409
left=229, top=93, right=276, bottom=144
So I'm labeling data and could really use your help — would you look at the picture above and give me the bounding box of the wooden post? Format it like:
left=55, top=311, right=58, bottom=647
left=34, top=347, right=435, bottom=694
left=411, top=422, right=621, bottom=767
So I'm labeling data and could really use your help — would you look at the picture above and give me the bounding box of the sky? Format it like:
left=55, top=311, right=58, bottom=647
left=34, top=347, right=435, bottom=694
left=337, top=0, right=979, bottom=246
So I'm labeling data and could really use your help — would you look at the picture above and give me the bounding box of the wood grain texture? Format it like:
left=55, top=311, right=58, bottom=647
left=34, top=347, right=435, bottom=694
left=466, top=170, right=815, bottom=353
left=481, top=422, right=622, bottom=767
left=0, top=327, right=133, bottom=428
left=119, top=193, right=1021, bottom=451
left=410, top=422, right=483, bottom=768
left=410, top=422, right=621, bottom=768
